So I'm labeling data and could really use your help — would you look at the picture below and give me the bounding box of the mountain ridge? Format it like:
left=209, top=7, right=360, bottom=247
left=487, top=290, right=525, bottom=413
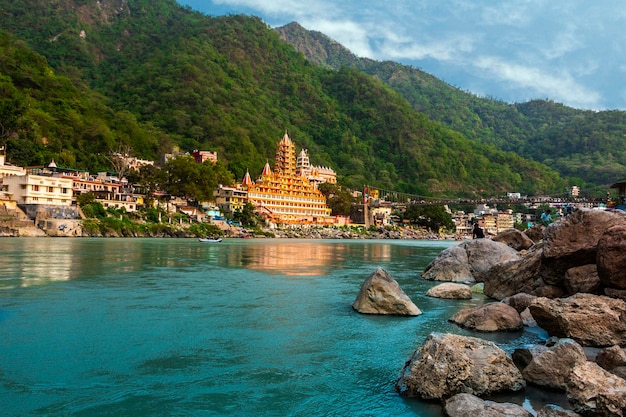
left=0, top=0, right=577, bottom=197
left=275, top=21, right=626, bottom=189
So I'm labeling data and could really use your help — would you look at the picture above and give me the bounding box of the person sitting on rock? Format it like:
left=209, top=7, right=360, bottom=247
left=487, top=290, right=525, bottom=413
left=472, top=223, right=485, bottom=239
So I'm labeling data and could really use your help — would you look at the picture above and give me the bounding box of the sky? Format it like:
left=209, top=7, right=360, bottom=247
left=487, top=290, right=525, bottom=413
left=177, top=0, right=626, bottom=111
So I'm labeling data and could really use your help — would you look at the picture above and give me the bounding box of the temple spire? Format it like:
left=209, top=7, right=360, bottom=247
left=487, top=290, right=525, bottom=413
left=242, top=169, right=253, bottom=186
left=261, top=161, right=272, bottom=176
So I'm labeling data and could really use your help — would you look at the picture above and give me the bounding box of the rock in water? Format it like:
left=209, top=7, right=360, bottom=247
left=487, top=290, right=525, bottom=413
left=449, top=302, right=523, bottom=332
left=396, top=333, right=525, bottom=399
left=352, top=267, right=421, bottom=315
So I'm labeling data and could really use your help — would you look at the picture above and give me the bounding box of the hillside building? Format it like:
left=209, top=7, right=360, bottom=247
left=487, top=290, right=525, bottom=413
left=244, top=132, right=333, bottom=225
left=2, top=174, right=73, bottom=206
left=192, top=150, right=218, bottom=164
left=0, top=146, right=26, bottom=179
left=214, top=185, right=248, bottom=218
left=296, top=149, right=337, bottom=186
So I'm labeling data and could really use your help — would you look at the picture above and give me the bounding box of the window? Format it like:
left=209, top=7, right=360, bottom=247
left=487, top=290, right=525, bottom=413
left=32, top=185, right=39, bottom=191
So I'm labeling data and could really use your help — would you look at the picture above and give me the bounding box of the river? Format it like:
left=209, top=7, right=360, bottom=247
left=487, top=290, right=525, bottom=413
left=0, top=238, right=560, bottom=416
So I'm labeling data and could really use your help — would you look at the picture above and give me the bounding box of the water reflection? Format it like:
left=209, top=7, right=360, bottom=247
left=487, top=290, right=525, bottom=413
left=0, top=238, right=453, bottom=287
left=0, top=238, right=75, bottom=288
left=220, top=240, right=400, bottom=276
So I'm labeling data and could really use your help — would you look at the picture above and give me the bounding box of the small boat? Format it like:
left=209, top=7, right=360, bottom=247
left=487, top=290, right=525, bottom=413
left=198, top=237, right=222, bottom=243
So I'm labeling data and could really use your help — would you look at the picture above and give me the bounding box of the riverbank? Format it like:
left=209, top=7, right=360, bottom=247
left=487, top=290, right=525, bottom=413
left=4, top=219, right=458, bottom=240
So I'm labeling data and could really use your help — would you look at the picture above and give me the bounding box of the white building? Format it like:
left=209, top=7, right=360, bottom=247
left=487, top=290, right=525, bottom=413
left=2, top=174, right=73, bottom=206
left=296, top=149, right=337, bottom=186
left=0, top=146, right=26, bottom=179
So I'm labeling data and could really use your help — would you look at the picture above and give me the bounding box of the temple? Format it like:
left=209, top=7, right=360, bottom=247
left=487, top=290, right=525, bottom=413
left=244, top=132, right=334, bottom=225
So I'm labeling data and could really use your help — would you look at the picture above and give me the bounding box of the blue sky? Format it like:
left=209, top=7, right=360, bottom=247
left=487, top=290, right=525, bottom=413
left=178, top=0, right=626, bottom=110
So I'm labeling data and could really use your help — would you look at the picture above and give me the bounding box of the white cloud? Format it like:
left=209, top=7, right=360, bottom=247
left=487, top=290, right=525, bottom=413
left=180, top=0, right=626, bottom=108
left=474, top=56, right=601, bottom=108
left=301, top=18, right=375, bottom=58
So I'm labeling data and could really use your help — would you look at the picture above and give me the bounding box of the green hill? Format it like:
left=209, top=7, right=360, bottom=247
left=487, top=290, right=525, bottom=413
left=276, top=21, right=626, bottom=191
left=0, top=0, right=568, bottom=198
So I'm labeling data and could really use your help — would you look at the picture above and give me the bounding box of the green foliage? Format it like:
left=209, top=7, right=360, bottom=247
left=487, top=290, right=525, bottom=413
left=157, top=156, right=234, bottom=201
left=0, top=0, right=611, bottom=201
left=402, top=205, right=455, bottom=232
left=277, top=22, right=626, bottom=192
left=318, top=182, right=355, bottom=215
left=81, top=201, right=107, bottom=219
left=233, top=202, right=261, bottom=227
left=187, top=222, right=222, bottom=237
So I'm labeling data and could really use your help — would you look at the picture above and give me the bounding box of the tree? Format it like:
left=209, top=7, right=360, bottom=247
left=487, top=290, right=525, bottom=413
left=402, top=205, right=455, bottom=232
left=318, top=182, right=355, bottom=215
left=233, top=202, right=259, bottom=227
left=159, top=156, right=234, bottom=202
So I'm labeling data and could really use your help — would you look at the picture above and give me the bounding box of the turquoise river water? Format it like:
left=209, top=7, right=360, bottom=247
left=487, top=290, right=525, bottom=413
left=0, top=238, right=563, bottom=416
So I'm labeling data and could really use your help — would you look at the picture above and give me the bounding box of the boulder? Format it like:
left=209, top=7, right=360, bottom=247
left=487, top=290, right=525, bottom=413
left=566, top=361, right=626, bottom=416
left=528, top=294, right=626, bottom=347
left=483, top=243, right=546, bottom=300
left=352, top=267, right=421, bottom=315
left=595, top=345, right=626, bottom=372
left=426, top=282, right=472, bottom=299
left=520, top=308, right=537, bottom=327
left=541, top=209, right=626, bottom=285
left=605, top=287, right=626, bottom=301
left=597, top=224, right=626, bottom=290
left=520, top=338, right=587, bottom=390
left=493, top=228, right=535, bottom=251
left=503, top=293, right=537, bottom=313
left=422, top=239, right=520, bottom=284
left=396, top=333, right=525, bottom=399
left=444, top=393, right=532, bottom=417
left=449, top=302, right=524, bottom=332
left=512, top=344, right=550, bottom=369
left=421, top=244, right=472, bottom=282
left=564, top=264, right=600, bottom=295
left=537, top=404, right=583, bottom=417
left=525, top=224, right=545, bottom=243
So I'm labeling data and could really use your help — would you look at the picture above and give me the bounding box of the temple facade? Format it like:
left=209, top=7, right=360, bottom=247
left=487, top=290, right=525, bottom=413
left=244, top=133, right=334, bottom=225
left=296, top=149, right=337, bottom=186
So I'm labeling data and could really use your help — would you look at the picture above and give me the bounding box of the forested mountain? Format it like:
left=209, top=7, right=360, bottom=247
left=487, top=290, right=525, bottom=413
left=0, top=0, right=570, bottom=198
left=276, top=22, right=626, bottom=190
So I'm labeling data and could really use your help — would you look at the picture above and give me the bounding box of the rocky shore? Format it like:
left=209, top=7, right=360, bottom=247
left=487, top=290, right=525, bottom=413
left=2, top=217, right=455, bottom=240
left=353, top=208, right=626, bottom=416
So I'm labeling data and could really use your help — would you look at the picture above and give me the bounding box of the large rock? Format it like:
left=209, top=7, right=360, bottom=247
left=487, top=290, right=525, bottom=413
left=528, top=294, right=626, bottom=347
left=421, top=244, right=472, bottom=282
left=492, top=228, right=535, bottom=251
left=449, top=302, right=523, bottom=332
left=596, top=345, right=626, bottom=373
left=396, top=333, right=525, bottom=399
left=483, top=243, right=546, bottom=300
left=512, top=344, right=550, bottom=369
left=503, top=293, right=537, bottom=313
left=520, top=338, right=587, bottom=390
left=541, top=209, right=626, bottom=285
left=352, top=267, right=421, bottom=315
left=444, top=393, right=532, bottom=417
left=525, top=224, right=545, bottom=242
left=597, top=224, right=626, bottom=290
left=422, top=239, right=520, bottom=283
left=566, top=361, right=626, bottom=416
left=564, top=264, right=601, bottom=295
left=426, top=282, right=472, bottom=299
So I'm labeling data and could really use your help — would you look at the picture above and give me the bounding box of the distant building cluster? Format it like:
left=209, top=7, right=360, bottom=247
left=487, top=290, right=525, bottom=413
left=0, top=135, right=340, bottom=227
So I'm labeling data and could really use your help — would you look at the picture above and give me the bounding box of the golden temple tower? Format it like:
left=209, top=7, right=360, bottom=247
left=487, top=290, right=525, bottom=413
left=245, top=132, right=333, bottom=225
